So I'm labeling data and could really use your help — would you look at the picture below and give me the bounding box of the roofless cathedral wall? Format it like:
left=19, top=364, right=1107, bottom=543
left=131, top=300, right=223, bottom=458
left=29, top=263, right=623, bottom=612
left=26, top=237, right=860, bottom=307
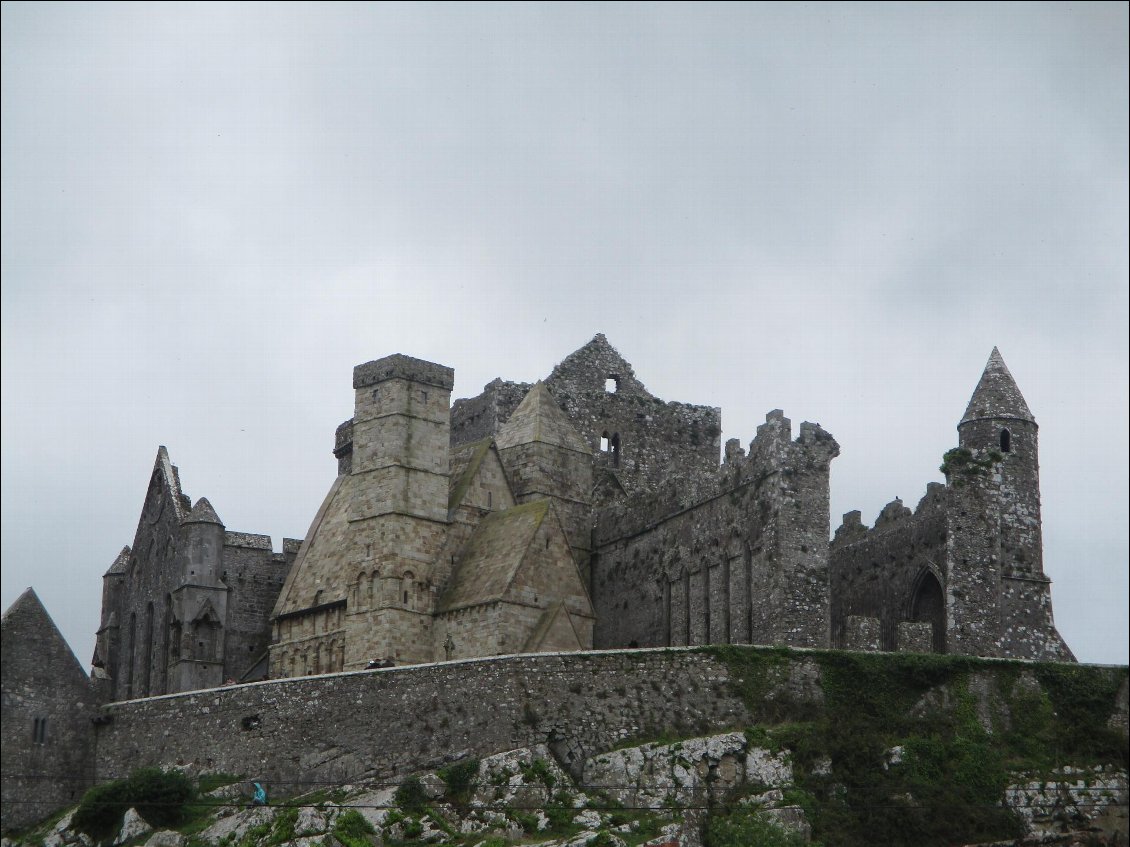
left=591, top=412, right=839, bottom=651
left=450, top=334, right=722, bottom=500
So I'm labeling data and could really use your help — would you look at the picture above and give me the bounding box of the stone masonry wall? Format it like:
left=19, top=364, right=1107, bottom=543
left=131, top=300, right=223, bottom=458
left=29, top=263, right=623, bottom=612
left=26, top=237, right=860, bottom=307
left=829, top=484, right=949, bottom=652
left=590, top=411, right=838, bottom=651
left=450, top=336, right=721, bottom=501
left=450, top=379, right=533, bottom=446
left=1, top=592, right=97, bottom=832
left=90, top=650, right=750, bottom=789
left=111, top=458, right=191, bottom=700
left=221, top=534, right=295, bottom=681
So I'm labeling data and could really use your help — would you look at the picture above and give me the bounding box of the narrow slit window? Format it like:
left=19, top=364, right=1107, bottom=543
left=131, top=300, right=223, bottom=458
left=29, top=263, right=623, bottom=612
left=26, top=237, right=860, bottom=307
left=1000, top=429, right=1011, bottom=453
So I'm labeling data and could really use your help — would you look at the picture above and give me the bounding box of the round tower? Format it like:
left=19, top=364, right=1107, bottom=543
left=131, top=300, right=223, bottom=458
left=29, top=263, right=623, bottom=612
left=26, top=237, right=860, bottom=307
left=181, top=497, right=225, bottom=583
left=957, top=347, right=1043, bottom=576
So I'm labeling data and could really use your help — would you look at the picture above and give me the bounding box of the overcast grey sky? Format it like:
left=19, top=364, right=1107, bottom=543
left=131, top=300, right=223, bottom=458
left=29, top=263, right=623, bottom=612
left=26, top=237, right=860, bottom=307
left=2, top=2, right=1126, bottom=667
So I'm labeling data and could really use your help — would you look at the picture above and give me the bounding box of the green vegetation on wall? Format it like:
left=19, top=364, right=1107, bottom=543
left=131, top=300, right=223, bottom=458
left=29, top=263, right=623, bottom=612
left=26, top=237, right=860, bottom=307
left=708, top=646, right=1128, bottom=847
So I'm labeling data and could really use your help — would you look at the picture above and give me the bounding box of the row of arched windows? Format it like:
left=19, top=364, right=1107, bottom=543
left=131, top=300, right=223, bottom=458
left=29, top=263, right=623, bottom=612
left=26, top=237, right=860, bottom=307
left=662, top=546, right=751, bottom=648
left=276, top=639, right=344, bottom=677
left=350, top=570, right=427, bottom=611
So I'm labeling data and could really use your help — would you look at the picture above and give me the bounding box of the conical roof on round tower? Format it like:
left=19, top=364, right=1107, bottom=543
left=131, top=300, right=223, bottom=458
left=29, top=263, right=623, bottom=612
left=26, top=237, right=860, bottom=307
left=960, top=347, right=1035, bottom=425
left=182, top=497, right=224, bottom=526
left=103, top=546, right=131, bottom=577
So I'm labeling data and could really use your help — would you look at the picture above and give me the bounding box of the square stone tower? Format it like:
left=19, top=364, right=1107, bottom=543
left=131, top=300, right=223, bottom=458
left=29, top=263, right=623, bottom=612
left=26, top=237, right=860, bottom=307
left=270, top=354, right=455, bottom=673
left=345, top=355, right=455, bottom=665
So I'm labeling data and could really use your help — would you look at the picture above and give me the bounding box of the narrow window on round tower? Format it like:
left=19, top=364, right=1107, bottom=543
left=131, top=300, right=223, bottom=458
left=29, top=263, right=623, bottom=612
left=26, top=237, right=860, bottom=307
left=1000, top=429, right=1011, bottom=453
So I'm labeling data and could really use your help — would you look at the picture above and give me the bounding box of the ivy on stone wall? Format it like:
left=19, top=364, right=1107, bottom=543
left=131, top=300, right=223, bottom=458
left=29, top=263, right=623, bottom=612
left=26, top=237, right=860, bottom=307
left=708, top=646, right=1127, bottom=847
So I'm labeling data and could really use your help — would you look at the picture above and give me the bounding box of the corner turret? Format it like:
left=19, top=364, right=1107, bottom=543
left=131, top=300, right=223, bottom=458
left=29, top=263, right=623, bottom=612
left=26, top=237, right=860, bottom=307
left=168, top=497, right=230, bottom=692
left=181, top=498, right=225, bottom=583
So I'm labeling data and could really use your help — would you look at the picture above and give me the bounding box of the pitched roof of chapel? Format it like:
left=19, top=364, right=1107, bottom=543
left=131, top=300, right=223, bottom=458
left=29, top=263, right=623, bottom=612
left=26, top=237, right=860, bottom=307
left=448, top=438, right=494, bottom=511
left=495, top=382, right=591, bottom=454
left=1, top=588, right=89, bottom=685
left=437, top=500, right=550, bottom=614
left=961, top=347, right=1035, bottom=425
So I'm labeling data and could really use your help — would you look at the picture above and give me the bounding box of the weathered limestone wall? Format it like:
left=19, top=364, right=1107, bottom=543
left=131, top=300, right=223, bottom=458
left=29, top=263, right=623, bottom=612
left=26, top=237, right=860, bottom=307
left=105, top=451, right=191, bottom=700
left=97, top=450, right=292, bottom=699
left=1, top=591, right=97, bottom=832
left=450, top=335, right=721, bottom=501
left=221, top=534, right=295, bottom=681
left=829, top=484, right=949, bottom=652
left=450, top=378, right=533, bottom=446
left=90, top=650, right=750, bottom=788
left=541, top=335, right=721, bottom=499
left=591, top=411, right=838, bottom=651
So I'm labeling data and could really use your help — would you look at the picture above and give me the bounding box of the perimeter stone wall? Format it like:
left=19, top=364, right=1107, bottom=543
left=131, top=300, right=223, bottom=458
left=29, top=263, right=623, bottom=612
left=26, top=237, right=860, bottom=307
left=91, top=649, right=750, bottom=788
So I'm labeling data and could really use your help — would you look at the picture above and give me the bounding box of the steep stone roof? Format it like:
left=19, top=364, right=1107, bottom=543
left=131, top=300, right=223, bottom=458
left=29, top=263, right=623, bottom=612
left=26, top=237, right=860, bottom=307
left=271, top=475, right=349, bottom=617
left=961, top=347, right=1035, bottom=425
left=154, top=446, right=190, bottom=522
left=448, top=438, right=493, bottom=511
left=183, top=497, right=224, bottom=526
left=438, top=500, right=550, bottom=613
left=495, top=382, right=591, bottom=454
left=1, top=588, right=88, bottom=685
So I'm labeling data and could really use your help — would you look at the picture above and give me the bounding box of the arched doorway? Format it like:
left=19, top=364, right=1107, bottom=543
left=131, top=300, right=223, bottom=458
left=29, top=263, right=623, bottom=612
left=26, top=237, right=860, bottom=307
left=910, top=570, right=946, bottom=653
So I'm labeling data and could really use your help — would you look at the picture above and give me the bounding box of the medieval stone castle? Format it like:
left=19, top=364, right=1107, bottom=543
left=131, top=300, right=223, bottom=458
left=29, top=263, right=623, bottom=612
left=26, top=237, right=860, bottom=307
left=0, top=334, right=1079, bottom=830
left=77, top=334, right=1074, bottom=702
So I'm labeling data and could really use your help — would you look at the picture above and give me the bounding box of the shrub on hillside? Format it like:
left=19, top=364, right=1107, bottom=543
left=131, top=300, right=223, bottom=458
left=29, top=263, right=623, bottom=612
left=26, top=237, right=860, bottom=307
left=72, top=768, right=196, bottom=840
left=392, top=776, right=427, bottom=814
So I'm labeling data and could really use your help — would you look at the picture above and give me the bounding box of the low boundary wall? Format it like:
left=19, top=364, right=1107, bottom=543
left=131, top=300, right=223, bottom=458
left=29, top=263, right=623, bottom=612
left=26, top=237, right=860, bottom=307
left=92, top=648, right=750, bottom=788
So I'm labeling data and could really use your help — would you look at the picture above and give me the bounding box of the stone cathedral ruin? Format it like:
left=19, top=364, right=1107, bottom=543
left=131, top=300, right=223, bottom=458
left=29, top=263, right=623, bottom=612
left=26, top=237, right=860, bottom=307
left=0, top=334, right=1082, bottom=831
left=79, top=335, right=1073, bottom=703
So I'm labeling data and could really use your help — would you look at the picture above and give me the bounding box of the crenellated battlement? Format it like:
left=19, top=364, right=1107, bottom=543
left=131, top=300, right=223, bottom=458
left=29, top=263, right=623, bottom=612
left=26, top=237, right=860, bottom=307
left=594, top=410, right=838, bottom=549
left=833, top=482, right=948, bottom=547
